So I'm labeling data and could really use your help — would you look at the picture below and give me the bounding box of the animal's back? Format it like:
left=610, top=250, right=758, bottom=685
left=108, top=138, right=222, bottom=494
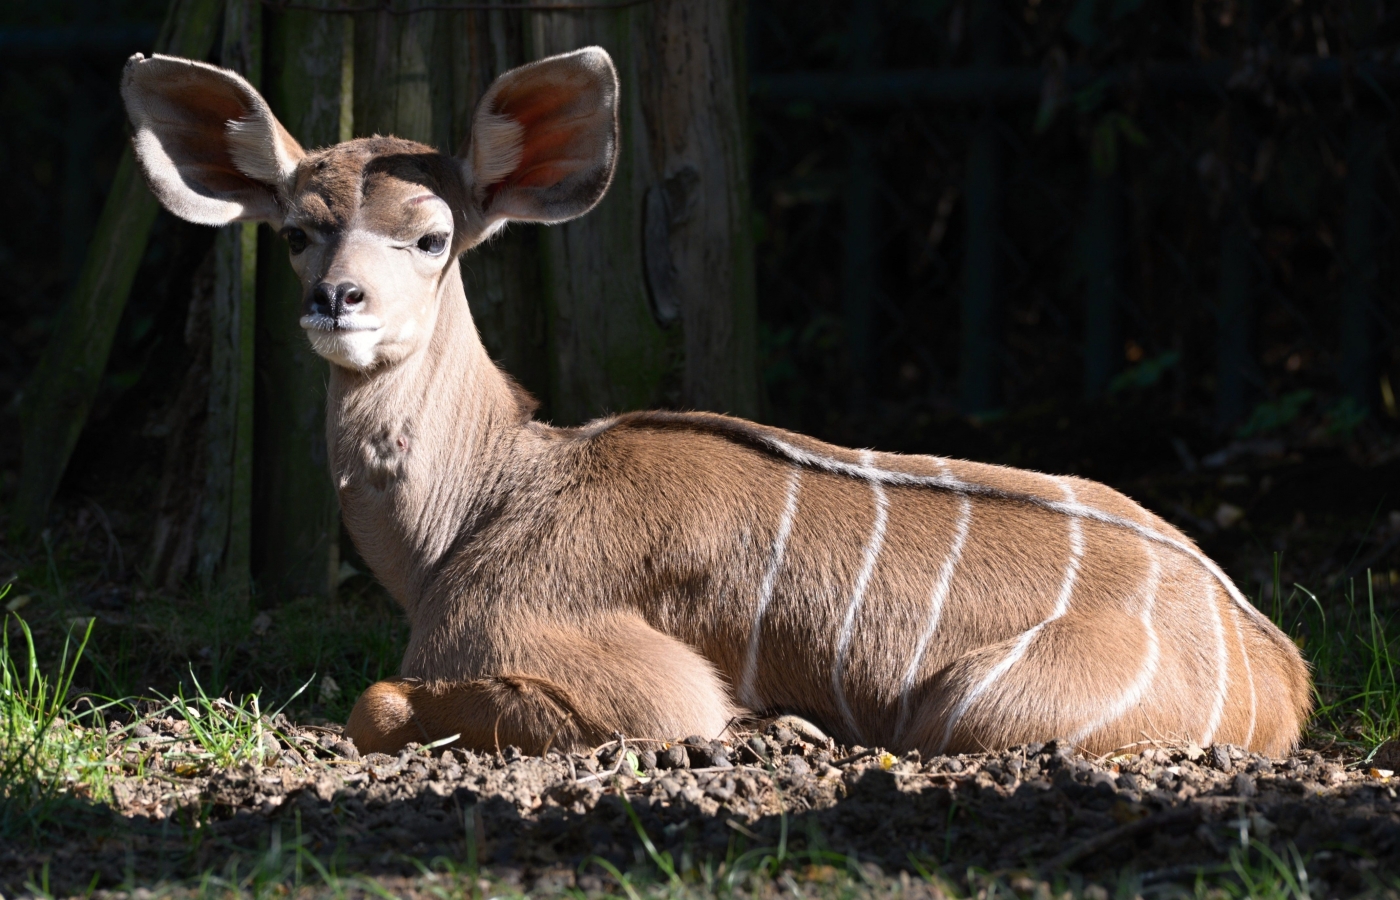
left=590, top=412, right=1311, bottom=756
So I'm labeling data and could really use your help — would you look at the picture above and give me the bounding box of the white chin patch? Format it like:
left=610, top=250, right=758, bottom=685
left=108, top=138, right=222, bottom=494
left=306, top=328, right=383, bottom=370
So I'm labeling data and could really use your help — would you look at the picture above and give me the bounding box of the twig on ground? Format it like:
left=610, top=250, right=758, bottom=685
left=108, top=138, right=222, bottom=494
left=833, top=748, right=878, bottom=766
left=576, top=734, right=629, bottom=785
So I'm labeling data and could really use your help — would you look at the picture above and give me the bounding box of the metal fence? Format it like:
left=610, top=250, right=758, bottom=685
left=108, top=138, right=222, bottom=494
left=747, top=0, right=1400, bottom=446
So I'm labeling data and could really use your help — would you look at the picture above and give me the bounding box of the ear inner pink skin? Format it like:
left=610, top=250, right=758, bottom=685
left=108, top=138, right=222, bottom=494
left=120, top=47, right=1312, bottom=760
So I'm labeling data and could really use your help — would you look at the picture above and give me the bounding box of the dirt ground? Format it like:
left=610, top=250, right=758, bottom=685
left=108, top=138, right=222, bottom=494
left=3, top=720, right=1398, bottom=897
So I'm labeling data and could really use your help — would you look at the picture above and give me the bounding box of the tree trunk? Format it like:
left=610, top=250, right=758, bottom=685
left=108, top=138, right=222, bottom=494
left=342, top=0, right=758, bottom=426
left=254, top=3, right=351, bottom=602
left=354, top=2, right=436, bottom=142
left=15, top=0, right=224, bottom=531
left=439, top=8, right=549, bottom=409
left=149, top=254, right=215, bottom=591
left=531, top=0, right=759, bottom=424
left=646, top=0, right=760, bottom=419
left=197, top=0, right=260, bottom=611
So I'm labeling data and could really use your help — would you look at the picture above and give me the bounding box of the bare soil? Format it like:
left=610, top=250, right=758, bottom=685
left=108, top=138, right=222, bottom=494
left=3, top=722, right=1398, bottom=897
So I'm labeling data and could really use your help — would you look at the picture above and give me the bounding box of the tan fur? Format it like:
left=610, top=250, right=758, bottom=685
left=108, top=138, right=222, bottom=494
left=123, top=48, right=1312, bottom=760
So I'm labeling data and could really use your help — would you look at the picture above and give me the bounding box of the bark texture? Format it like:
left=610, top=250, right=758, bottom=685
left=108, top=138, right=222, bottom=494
left=255, top=2, right=349, bottom=600
left=341, top=0, right=757, bottom=425
left=529, top=0, right=759, bottom=424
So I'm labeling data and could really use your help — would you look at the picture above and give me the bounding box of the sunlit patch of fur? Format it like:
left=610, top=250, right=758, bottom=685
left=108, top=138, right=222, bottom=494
left=227, top=115, right=297, bottom=188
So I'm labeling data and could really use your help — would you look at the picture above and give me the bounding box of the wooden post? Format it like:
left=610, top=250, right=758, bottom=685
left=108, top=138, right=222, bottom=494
left=637, top=0, right=760, bottom=418
left=528, top=7, right=673, bottom=424
left=15, top=0, right=224, bottom=531
left=354, top=0, right=436, bottom=143
left=197, top=0, right=260, bottom=608
left=438, top=6, right=551, bottom=410
left=958, top=0, right=1002, bottom=415
left=253, top=3, right=352, bottom=602
left=532, top=0, right=760, bottom=424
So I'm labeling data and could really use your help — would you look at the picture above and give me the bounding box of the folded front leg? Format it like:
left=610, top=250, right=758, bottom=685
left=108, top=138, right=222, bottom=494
left=344, top=615, right=739, bottom=755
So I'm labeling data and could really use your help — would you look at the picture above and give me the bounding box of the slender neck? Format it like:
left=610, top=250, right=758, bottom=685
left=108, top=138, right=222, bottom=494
left=326, top=268, right=525, bottom=613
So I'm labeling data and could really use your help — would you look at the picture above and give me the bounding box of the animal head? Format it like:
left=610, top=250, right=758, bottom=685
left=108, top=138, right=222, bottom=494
left=121, top=48, right=619, bottom=370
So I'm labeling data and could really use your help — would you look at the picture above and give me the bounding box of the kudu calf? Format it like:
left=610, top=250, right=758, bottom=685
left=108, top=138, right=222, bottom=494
left=122, top=47, right=1310, bottom=758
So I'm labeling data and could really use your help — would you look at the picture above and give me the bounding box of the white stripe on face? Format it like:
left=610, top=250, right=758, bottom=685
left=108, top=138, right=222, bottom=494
left=739, top=467, right=802, bottom=709
left=937, top=477, right=1083, bottom=753
left=831, top=451, right=890, bottom=744
left=1200, top=573, right=1230, bottom=746
left=1068, top=542, right=1161, bottom=748
left=893, top=460, right=972, bottom=744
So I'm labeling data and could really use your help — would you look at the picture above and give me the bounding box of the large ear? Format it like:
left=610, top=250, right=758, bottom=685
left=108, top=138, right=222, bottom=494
left=461, top=47, right=619, bottom=226
left=121, top=53, right=305, bottom=226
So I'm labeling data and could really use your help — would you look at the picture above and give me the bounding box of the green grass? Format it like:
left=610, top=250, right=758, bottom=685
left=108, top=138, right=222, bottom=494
left=1268, top=560, right=1400, bottom=752
left=147, top=670, right=312, bottom=772
left=0, top=590, right=116, bottom=836
left=13, top=813, right=1398, bottom=900
left=0, top=589, right=316, bottom=838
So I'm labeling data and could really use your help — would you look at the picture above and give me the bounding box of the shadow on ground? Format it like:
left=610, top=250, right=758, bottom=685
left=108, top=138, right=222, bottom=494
left=3, top=730, right=1398, bottom=896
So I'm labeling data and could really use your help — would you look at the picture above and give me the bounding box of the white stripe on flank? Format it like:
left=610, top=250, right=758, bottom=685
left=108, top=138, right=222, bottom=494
left=937, top=478, right=1084, bottom=753
left=739, top=467, right=802, bottom=709
left=1229, top=597, right=1258, bottom=747
left=752, top=434, right=1270, bottom=632
left=1200, top=574, right=1230, bottom=746
left=893, top=460, right=972, bottom=744
left=831, top=451, right=890, bottom=744
left=1068, top=544, right=1162, bottom=748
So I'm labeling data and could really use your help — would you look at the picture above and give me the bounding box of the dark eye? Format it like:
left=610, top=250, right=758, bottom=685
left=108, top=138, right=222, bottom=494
left=417, top=233, right=448, bottom=255
left=282, top=227, right=308, bottom=255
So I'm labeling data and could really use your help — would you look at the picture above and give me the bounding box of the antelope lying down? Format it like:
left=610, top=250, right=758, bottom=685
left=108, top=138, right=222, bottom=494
left=122, top=47, right=1310, bottom=758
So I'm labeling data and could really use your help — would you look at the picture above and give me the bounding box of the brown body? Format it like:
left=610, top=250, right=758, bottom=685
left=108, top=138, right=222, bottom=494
left=121, top=47, right=1312, bottom=759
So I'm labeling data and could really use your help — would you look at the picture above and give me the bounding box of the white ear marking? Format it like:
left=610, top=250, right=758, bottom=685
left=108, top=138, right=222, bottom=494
left=227, top=116, right=297, bottom=189
left=470, top=110, right=526, bottom=194
left=122, top=54, right=303, bottom=225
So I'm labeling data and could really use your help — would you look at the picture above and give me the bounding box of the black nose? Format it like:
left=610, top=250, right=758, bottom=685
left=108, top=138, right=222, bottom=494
left=310, top=281, right=365, bottom=318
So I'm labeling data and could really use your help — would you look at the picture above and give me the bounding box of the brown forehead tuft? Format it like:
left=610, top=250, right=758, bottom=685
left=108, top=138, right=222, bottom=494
left=288, top=137, right=467, bottom=232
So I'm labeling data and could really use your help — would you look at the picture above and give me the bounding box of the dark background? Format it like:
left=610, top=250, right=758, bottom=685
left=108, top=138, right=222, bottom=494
left=1, top=0, right=1397, bottom=624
